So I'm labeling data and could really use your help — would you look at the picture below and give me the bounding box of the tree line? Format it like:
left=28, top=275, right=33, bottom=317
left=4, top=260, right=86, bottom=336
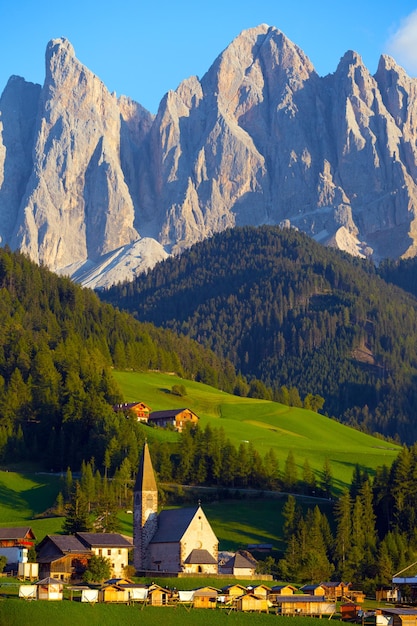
left=0, top=246, right=239, bottom=470
left=102, top=225, right=417, bottom=444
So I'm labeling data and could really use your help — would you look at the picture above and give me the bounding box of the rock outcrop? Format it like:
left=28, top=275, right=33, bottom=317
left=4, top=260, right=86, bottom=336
left=2, top=26, right=417, bottom=287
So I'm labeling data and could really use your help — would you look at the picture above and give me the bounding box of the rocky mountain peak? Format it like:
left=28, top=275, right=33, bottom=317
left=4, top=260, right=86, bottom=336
left=2, top=26, right=417, bottom=287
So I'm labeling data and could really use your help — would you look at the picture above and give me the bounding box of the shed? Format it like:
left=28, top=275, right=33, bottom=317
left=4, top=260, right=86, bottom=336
left=221, top=583, right=248, bottom=601
left=272, top=594, right=335, bottom=616
left=35, top=577, right=64, bottom=601
left=99, top=583, right=129, bottom=603
left=235, top=593, right=270, bottom=613
left=341, top=603, right=362, bottom=621
left=380, top=607, right=417, bottom=626
left=270, top=584, right=298, bottom=598
left=300, top=584, right=326, bottom=596
left=147, top=583, right=171, bottom=605
left=193, top=586, right=219, bottom=609
left=250, top=584, right=271, bottom=598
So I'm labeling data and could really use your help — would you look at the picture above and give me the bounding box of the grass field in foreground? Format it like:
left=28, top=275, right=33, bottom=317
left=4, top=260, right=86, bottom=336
left=0, top=598, right=328, bottom=626
left=113, top=370, right=400, bottom=493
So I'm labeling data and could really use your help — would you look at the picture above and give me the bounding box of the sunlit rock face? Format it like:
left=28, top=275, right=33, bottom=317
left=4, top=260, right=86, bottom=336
left=2, top=27, right=417, bottom=287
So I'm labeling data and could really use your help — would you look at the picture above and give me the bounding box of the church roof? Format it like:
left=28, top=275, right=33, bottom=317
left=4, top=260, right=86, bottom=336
left=134, top=442, right=158, bottom=492
left=76, top=533, right=133, bottom=549
left=183, top=549, right=217, bottom=565
left=150, top=507, right=199, bottom=543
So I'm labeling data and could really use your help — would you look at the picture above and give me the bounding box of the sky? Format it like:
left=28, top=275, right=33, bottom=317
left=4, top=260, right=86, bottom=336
left=1, top=1, right=417, bottom=114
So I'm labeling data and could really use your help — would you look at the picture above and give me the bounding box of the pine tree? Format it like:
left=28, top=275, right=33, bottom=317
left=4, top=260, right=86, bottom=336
left=63, top=481, right=92, bottom=534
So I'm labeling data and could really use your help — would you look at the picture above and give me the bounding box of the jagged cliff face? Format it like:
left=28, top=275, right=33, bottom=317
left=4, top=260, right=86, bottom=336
left=2, top=26, right=417, bottom=287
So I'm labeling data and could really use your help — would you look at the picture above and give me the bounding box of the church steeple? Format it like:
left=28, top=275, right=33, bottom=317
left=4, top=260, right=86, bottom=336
left=134, top=440, right=158, bottom=493
left=133, top=441, right=158, bottom=572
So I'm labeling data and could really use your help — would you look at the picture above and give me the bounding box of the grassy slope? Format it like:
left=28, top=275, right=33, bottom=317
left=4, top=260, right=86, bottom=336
left=114, top=370, right=400, bottom=493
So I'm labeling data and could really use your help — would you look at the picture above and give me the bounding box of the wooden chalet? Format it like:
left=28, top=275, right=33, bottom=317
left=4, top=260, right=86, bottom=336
left=0, top=527, right=35, bottom=548
left=0, top=526, right=36, bottom=568
left=36, top=535, right=91, bottom=582
left=112, top=402, right=151, bottom=422
left=321, top=580, right=351, bottom=600
left=148, top=408, right=199, bottom=432
left=100, top=581, right=130, bottom=603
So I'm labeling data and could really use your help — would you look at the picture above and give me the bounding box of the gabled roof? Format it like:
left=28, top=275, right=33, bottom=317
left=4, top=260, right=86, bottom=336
left=221, top=583, right=247, bottom=593
left=149, top=409, right=185, bottom=419
left=35, top=577, right=65, bottom=586
left=224, top=550, right=257, bottom=570
left=37, top=534, right=90, bottom=556
left=271, top=584, right=298, bottom=592
left=113, top=402, right=151, bottom=412
left=300, top=584, right=325, bottom=591
left=150, top=507, right=199, bottom=543
left=0, top=527, right=35, bottom=541
left=76, top=532, right=133, bottom=549
left=183, top=549, right=217, bottom=565
left=149, top=408, right=198, bottom=420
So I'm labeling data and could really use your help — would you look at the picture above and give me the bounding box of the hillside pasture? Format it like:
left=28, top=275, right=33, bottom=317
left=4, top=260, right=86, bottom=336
left=114, top=370, right=400, bottom=493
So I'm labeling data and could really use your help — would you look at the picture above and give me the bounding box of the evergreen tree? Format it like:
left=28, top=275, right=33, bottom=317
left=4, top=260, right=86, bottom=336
left=63, top=481, right=92, bottom=534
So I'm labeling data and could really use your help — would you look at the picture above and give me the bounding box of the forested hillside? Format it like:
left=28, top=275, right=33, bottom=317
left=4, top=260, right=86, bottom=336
left=0, top=247, right=237, bottom=470
left=102, top=226, right=417, bottom=443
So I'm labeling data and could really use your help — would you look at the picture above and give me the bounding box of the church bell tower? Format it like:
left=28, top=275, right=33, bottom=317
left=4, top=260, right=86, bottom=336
left=133, top=441, right=158, bottom=571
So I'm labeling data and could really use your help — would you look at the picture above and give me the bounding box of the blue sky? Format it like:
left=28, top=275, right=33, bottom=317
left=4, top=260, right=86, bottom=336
left=2, top=1, right=417, bottom=114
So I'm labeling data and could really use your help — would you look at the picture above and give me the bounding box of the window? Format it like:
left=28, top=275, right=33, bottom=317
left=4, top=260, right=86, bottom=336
left=118, top=549, right=122, bottom=555
left=107, top=549, right=111, bottom=556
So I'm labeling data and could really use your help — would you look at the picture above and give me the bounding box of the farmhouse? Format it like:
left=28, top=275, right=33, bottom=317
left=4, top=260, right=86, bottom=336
left=112, top=402, right=151, bottom=422
left=36, top=535, right=91, bottom=582
left=148, top=408, right=199, bottom=432
left=133, top=442, right=218, bottom=574
left=0, top=526, right=36, bottom=566
left=36, top=532, right=133, bottom=581
left=76, top=532, right=132, bottom=578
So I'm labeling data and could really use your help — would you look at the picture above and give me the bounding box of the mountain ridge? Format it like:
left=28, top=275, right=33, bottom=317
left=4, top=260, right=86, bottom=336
left=2, top=25, right=417, bottom=286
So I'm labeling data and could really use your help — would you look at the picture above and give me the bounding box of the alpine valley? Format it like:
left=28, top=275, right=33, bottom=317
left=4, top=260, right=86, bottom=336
left=2, top=24, right=417, bottom=288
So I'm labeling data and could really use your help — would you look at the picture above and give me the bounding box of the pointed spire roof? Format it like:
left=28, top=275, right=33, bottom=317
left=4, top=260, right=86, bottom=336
left=134, top=441, right=157, bottom=492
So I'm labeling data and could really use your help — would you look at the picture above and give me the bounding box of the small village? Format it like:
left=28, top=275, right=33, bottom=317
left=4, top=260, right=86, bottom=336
left=1, top=438, right=417, bottom=622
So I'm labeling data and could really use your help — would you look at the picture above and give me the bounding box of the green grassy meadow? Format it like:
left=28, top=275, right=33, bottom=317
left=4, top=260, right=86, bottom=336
left=114, top=370, right=400, bottom=493
left=0, top=599, right=326, bottom=626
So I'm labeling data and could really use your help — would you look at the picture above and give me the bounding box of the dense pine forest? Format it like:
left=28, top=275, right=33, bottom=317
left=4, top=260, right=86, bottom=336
left=102, top=226, right=417, bottom=444
left=0, top=246, right=238, bottom=469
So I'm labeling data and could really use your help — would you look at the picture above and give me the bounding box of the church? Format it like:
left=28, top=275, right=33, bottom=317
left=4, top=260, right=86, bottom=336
left=133, top=442, right=219, bottom=575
